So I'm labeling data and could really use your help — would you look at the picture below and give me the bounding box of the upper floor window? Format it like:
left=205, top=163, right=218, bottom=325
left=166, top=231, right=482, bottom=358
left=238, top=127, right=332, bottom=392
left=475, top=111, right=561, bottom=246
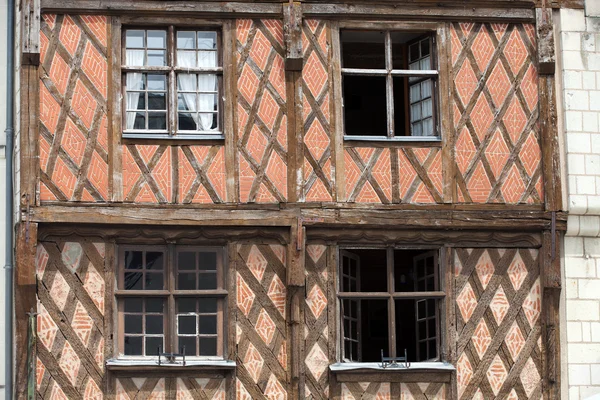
left=123, top=28, right=222, bottom=139
left=339, top=248, right=443, bottom=363
left=116, top=246, right=226, bottom=358
left=341, top=30, right=439, bottom=140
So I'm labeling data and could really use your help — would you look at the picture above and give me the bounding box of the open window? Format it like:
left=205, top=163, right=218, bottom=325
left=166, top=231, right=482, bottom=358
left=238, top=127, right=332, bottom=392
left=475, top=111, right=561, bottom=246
left=340, top=30, right=439, bottom=140
left=339, top=248, right=443, bottom=363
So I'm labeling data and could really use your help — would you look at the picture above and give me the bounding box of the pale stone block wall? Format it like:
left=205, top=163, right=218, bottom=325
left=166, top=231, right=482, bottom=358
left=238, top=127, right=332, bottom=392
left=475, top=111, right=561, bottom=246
left=560, top=3, right=600, bottom=399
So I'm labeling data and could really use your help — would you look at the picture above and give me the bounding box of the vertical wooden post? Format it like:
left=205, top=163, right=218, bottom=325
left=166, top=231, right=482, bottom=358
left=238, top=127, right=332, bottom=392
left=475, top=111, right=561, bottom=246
left=284, top=2, right=304, bottom=203
left=15, top=222, right=38, bottom=400
left=541, top=230, right=561, bottom=400
left=288, top=219, right=305, bottom=400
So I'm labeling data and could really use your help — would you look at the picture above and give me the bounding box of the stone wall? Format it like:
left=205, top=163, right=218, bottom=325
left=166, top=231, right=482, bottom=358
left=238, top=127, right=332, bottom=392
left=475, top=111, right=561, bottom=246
left=559, top=2, right=600, bottom=399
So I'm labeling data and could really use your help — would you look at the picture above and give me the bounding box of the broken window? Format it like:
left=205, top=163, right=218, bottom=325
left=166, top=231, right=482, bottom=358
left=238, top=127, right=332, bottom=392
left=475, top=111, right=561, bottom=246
left=117, top=246, right=226, bottom=358
left=123, top=28, right=222, bottom=138
left=340, top=30, right=438, bottom=139
left=339, top=248, right=443, bottom=363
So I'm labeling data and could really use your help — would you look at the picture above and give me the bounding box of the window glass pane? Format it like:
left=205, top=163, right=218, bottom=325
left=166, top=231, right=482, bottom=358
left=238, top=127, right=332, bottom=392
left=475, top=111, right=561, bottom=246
left=125, top=315, right=142, bottom=333
left=125, top=251, right=143, bottom=270
left=147, top=30, right=166, bottom=49
left=124, top=297, right=143, bottom=312
left=200, top=337, right=217, bottom=356
left=178, top=298, right=197, bottom=313
left=146, top=298, right=164, bottom=313
left=178, top=31, right=196, bottom=49
left=148, top=93, right=166, bottom=111
left=146, top=337, right=163, bottom=355
left=126, top=73, right=145, bottom=91
left=146, top=252, right=164, bottom=270
left=341, top=30, right=385, bottom=69
left=124, top=272, right=143, bottom=290
left=343, top=76, right=387, bottom=137
left=410, top=84, right=421, bottom=103
left=421, top=80, right=432, bottom=98
left=178, top=50, right=197, bottom=68
left=199, top=315, right=217, bottom=334
left=198, top=95, right=218, bottom=112
left=178, top=113, right=197, bottom=130
left=147, top=50, right=166, bottom=66
left=145, top=273, right=163, bottom=290
left=422, top=99, right=432, bottom=119
left=423, top=118, right=434, bottom=136
left=146, top=315, right=163, bottom=334
left=411, top=103, right=422, bottom=121
left=178, top=252, right=196, bottom=270
left=421, top=39, right=430, bottom=57
left=126, top=49, right=145, bottom=66
left=148, top=113, right=167, bottom=130
left=198, top=51, right=217, bottom=68
left=179, top=336, right=196, bottom=355
left=198, top=74, right=217, bottom=92
left=198, top=272, right=217, bottom=290
left=126, top=30, right=145, bottom=48
left=124, top=336, right=142, bottom=355
left=420, top=56, right=431, bottom=70
left=198, top=114, right=217, bottom=130
left=127, top=93, right=145, bottom=110
left=178, top=74, right=197, bottom=91
left=179, top=315, right=197, bottom=334
left=147, top=75, right=166, bottom=91
left=178, top=273, right=196, bottom=290
left=198, top=32, right=217, bottom=50
left=132, top=113, right=145, bottom=129
left=395, top=298, right=439, bottom=362
left=409, top=42, right=420, bottom=62
left=198, top=298, right=218, bottom=313
left=199, top=252, right=217, bottom=270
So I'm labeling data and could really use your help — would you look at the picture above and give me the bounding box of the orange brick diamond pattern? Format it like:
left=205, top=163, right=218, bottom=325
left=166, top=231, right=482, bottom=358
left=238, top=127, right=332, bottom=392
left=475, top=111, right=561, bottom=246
left=455, top=248, right=541, bottom=399
left=37, top=238, right=106, bottom=398
left=345, top=147, right=442, bottom=204
left=306, top=284, right=327, bottom=319
left=303, top=20, right=334, bottom=202
left=236, top=244, right=288, bottom=399
left=486, top=355, right=508, bottom=396
left=452, top=23, right=542, bottom=204
left=237, top=20, right=288, bottom=203
left=40, top=14, right=109, bottom=202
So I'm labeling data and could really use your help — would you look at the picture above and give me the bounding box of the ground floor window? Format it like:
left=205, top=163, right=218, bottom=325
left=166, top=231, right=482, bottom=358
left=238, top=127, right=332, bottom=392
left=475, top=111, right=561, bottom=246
left=116, top=246, right=226, bottom=358
left=339, top=248, right=443, bottom=362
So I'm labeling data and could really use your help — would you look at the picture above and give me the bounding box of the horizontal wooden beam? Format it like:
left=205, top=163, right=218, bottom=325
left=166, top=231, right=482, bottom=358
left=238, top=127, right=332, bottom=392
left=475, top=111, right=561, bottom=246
left=41, top=0, right=536, bottom=21
left=29, top=205, right=566, bottom=231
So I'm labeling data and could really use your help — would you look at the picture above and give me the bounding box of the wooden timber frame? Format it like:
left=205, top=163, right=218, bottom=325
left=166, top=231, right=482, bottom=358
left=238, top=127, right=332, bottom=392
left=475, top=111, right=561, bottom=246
left=16, top=0, right=566, bottom=399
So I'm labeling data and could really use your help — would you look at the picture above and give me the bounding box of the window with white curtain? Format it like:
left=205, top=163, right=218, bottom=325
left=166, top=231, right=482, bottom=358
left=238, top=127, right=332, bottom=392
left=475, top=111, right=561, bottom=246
left=123, top=28, right=222, bottom=138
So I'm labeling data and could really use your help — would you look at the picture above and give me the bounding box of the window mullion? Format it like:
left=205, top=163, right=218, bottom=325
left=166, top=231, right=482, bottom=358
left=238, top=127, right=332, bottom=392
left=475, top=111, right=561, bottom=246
left=168, top=26, right=177, bottom=136
left=168, top=243, right=176, bottom=355
left=387, top=247, right=396, bottom=359
left=385, top=31, right=394, bottom=138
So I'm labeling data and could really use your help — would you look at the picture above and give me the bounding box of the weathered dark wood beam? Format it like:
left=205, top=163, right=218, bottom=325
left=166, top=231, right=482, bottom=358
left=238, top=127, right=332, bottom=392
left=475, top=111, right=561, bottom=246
left=29, top=205, right=567, bottom=230
left=41, top=0, right=536, bottom=21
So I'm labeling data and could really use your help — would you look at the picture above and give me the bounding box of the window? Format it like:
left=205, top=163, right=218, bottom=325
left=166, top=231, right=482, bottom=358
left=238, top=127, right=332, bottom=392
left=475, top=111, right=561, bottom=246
left=117, top=246, right=226, bottom=358
left=123, top=27, right=222, bottom=138
left=340, top=30, right=438, bottom=139
left=339, top=248, right=443, bottom=363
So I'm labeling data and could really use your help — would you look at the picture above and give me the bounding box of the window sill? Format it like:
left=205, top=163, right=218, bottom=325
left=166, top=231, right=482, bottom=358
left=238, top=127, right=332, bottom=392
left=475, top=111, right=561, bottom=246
left=330, top=362, right=454, bottom=383
left=343, top=135, right=442, bottom=147
left=106, top=358, right=236, bottom=371
left=122, top=133, right=225, bottom=141
left=330, top=362, right=454, bottom=372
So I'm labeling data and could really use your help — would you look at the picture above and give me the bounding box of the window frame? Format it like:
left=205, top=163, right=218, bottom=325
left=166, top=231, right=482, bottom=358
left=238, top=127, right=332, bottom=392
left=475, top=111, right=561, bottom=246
left=115, top=244, right=228, bottom=360
left=120, top=24, right=225, bottom=140
left=337, top=246, right=445, bottom=363
left=334, top=21, right=447, bottom=143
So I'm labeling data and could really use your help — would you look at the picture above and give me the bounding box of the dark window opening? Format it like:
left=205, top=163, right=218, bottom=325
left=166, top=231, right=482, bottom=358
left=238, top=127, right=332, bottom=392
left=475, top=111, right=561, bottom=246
left=339, top=248, right=442, bottom=363
left=340, top=30, right=438, bottom=138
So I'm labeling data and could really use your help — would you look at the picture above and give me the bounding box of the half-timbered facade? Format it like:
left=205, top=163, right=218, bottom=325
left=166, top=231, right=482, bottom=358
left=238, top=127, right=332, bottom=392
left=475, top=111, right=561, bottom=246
left=13, top=0, right=567, bottom=399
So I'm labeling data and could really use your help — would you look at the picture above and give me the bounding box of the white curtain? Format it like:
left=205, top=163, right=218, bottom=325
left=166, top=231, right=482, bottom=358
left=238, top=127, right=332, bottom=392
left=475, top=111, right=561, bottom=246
left=177, top=50, right=199, bottom=130
left=198, top=51, right=216, bottom=131
left=125, top=49, right=145, bottom=129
